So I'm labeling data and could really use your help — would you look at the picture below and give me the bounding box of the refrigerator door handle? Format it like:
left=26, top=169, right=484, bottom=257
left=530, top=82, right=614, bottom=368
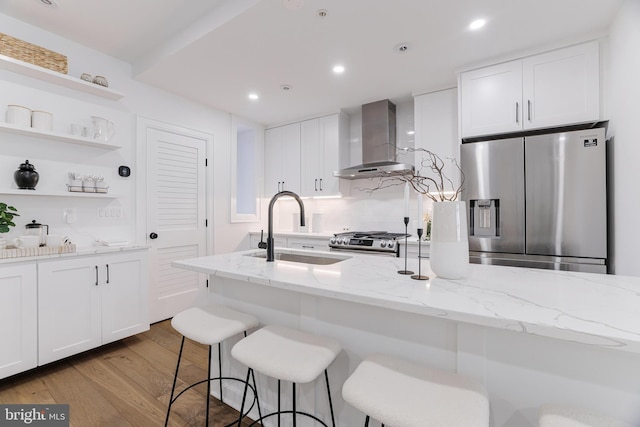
left=515, top=102, right=519, bottom=124
left=527, top=99, right=532, bottom=122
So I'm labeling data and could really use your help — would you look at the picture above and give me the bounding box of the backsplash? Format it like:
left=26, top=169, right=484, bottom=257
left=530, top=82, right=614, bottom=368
left=267, top=181, right=433, bottom=236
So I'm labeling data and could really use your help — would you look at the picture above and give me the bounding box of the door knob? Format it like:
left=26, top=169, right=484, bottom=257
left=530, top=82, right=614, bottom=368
left=149, top=232, right=158, bottom=239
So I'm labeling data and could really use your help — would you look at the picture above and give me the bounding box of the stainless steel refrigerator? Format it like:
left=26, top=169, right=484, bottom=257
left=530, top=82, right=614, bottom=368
left=461, top=126, right=607, bottom=273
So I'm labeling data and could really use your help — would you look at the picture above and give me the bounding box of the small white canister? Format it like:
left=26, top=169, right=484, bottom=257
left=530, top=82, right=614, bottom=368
left=31, top=110, right=53, bottom=131
left=6, top=105, right=32, bottom=127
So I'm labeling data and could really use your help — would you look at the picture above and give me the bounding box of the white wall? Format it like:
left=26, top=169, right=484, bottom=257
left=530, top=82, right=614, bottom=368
left=0, top=13, right=257, bottom=254
left=607, top=0, right=640, bottom=275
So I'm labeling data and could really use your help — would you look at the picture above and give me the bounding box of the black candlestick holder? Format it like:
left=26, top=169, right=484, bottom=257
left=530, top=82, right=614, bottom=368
left=397, top=216, right=414, bottom=275
left=411, top=228, right=429, bottom=281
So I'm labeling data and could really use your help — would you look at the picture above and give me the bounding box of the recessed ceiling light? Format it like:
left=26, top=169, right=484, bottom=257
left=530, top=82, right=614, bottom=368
left=40, top=0, right=59, bottom=6
left=317, top=9, right=328, bottom=19
left=332, top=64, right=345, bottom=74
left=248, top=93, right=259, bottom=100
left=394, top=42, right=411, bottom=53
left=469, top=18, right=486, bottom=30
left=281, top=84, right=292, bottom=91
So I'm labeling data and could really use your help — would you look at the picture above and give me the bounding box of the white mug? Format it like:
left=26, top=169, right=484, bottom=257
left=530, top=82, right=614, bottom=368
left=46, top=235, right=69, bottom=247
left=31, top=110, right=53, bottom=131
left=6, top=105, right=32, bottom=127
left=14, top=235, right=41, bottom=249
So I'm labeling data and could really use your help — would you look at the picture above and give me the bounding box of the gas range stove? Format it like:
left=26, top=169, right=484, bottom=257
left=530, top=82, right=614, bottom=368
left=328, top=231, right=409, bottom=256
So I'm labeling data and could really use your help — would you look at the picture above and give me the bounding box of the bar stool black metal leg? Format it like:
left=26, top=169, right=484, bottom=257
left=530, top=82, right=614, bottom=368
left=237, top=368, right=252, bottom=426
left=218, top=342, right=224, bottom=404
left=364, top=415, right=370, bottom=427
left=165, top=336, right=185, bottom=427
left=250, top=368, right=262, bottom=421
left=206, top=345, right=212, bottom=426
left=277, top=380, right=281, bottom=427
left=292, top=382, right=297, bottom=427
left=324, top=369, right=336, bottom=427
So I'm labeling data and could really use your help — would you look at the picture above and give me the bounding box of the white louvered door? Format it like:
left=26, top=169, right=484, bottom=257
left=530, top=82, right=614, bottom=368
left=146, top=126, right=208, bottom=322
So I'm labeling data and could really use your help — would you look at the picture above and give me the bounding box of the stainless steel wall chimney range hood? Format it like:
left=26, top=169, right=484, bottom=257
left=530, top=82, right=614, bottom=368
left=334, top=99, right=414, bottom=179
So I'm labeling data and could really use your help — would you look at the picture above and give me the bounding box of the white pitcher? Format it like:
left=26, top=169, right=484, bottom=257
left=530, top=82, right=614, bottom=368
left=91, top=116, right=115, bottom=141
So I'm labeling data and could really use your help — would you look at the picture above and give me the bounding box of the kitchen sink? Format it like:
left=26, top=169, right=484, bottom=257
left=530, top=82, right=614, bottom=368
left=246, top=251, right=350, bottom=265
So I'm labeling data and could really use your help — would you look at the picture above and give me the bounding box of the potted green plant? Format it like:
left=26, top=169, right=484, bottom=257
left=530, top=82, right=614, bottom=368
left=0, top=202, right=19, bottom=249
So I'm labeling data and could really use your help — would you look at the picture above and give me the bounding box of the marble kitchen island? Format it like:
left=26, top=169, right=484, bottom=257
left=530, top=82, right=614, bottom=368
left=173, top=249, right=640, bottom=426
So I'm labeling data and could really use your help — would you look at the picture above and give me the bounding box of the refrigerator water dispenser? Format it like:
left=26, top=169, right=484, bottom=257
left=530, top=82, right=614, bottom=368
left=470, top=199, right=499, bottom=238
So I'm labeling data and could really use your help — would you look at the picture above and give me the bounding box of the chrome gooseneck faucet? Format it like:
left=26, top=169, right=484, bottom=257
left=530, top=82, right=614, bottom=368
left=266, top=191, right=305, bottom=262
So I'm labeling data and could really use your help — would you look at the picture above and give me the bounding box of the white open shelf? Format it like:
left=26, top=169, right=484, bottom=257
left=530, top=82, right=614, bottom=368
left=0, top=189, right=117, bottom=199
left=0, top=122, right=122, bottom=150
left=0, top=54, right=124, bottom=100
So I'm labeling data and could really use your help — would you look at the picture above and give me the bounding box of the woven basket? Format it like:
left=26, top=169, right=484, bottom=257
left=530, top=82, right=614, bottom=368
left=0, top=33, right=67, bottom=74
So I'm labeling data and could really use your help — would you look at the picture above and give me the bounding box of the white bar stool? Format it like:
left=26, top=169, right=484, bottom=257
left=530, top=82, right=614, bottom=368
left=231, top=324, right=342, bottom=426
left=539, top=404, right=632, bottom=427
left=342, top=353, right=490, bottom=427
left=164, top=304, right=261, bottom=427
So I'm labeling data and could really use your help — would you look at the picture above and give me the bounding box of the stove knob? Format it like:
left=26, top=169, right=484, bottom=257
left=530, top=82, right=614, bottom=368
left=387, top=241, right=395, bottom=249
left=330, top=237, right=336, bottom=244
left=380, top=240, right=387, bottom=248
left=341, top=238, right=348, bottom=245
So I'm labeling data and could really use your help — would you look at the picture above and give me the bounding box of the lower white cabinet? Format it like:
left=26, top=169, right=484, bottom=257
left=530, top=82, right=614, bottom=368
left=403, top=242, right=431, bottom=259
left=0, top=263, right=37, bottom=380
left=38, top=250, right=149, bottom=365
left=287, top=237, right=329, bottom=251
left=249, top=233, right=329, bottom=252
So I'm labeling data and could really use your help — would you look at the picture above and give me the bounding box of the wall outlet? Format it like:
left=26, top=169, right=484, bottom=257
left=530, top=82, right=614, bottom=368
left=98, top=207, right=123, bottom=219
left=63, top=208, right=76, bottom=224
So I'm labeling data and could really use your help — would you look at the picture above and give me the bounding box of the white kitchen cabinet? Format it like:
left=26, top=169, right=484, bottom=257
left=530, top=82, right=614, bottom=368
left=0, top=263, right=37, bottom=380
left=414, top=88, right=461, bottom=192
left=300, top=113, right=349, bottom=197
left=403, top=241, right=430, bottom=259
left=460, top=41, right=599, bottom=138
left=38, top=250, right=148, bottom=365
left=287, top=237, right=329, bottom=251
left=522, top=41, right=600, bottom=130
left=460, top=60, right=523, bottom=137
left=264, top=122, right=301, bottom=197
left=249, top=233, right=328, bottom=252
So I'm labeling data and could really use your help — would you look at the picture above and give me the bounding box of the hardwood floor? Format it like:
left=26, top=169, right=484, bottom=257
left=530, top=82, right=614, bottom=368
left=0, top=320, right=257, bottom=426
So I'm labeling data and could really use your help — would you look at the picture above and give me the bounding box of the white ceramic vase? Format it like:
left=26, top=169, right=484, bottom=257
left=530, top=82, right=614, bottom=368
left=429, top=200, right=470, bottom=279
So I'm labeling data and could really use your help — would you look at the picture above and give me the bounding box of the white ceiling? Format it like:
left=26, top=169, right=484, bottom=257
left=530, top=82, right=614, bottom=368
left=0, top=0, right=624, bottom=126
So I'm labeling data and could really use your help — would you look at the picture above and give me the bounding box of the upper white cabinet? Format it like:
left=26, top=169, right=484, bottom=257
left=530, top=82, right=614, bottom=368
left=0, top=263, right=37, bottom=380
left=300, top=113, right=349, bottom=197
left=414, top=88, right=461, bottom=191
left=264, top=122, right=301, bottom=196
left=460, top=41, right=600, bottom=138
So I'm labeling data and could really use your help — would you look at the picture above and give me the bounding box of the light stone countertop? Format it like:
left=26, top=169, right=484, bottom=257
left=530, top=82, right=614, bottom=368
left=0, top=244, right=148, bottom=264
left=173, top=248, right=640, bottom=354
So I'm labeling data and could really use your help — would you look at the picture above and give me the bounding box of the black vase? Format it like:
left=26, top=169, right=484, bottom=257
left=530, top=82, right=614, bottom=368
left=14, top=160, right=39, bottom=190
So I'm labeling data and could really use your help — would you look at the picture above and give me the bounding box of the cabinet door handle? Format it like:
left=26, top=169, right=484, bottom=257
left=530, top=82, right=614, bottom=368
left=319, top=178, right=323, bottom=191
left=315, top=178, right=318, bottom=191
left=282, top=181, right=285, bottom=190
left=515, top=102, right=519, bottom=124
left=527, top=99, right=532, bottom=122
left=95, top=265, right=99, bottom=286
left=106, top=264, right=110, bottom=284
left=302, top=245, right=314, bottom=249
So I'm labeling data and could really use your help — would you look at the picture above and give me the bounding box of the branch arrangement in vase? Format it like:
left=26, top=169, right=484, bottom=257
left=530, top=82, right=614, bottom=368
left=355, top=148, right=465, bottom=202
